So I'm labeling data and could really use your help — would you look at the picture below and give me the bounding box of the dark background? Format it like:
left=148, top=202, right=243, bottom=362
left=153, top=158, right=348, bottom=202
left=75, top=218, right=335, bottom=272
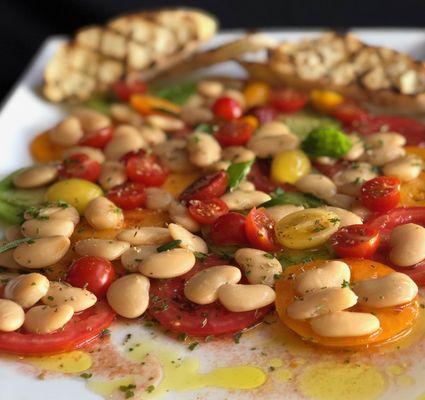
left=1, top=0, right=425, bottom=99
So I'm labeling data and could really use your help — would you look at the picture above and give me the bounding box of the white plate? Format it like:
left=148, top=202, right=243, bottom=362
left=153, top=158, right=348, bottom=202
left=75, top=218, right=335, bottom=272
left=1, top=30, right=425, bottom=400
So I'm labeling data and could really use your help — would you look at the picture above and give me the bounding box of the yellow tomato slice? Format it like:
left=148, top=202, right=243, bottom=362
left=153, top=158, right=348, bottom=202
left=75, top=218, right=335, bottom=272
left=310, top=90, right=344, bottom=113
left=400, top=147, right=425, bottom=206
left=275, top=259, right=419, bottom=348
left=271, top=149, right=311, bottom=184
left=30, top=131, right=64, bottom=162
left=243, top=81, right=270, bottom=108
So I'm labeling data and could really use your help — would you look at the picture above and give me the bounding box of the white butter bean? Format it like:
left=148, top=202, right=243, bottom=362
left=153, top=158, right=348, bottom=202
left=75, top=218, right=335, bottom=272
left=217, top=283, right=276, bottom=312
left=326, top=193, right=355, bottom=209
left=333, top=162, right=377, bottom=196
left=221, top=190, right=271, bottom=210
left=168, top=201, right=200, bottom=232
left=363, top=132, right=406, bottom=166
left=222, top=146, right=255, bottom=164
left=0, top=246, right=21, bottom=269
left=13, top=236, right=70, bottom=269
left=197, top=80, right=224, bottom=98
left=322, top=206, right=362, bottom=227
left=117, top=227, right=171, bottom=245
left=168, top=223, right=208, bottom=253
left=353, top=272, right=418, bottom=308
left=42, top=281, right=97, bottom=312
left=106, top=274, right=150, bottom=318
left=4, top=225, right=23, bottom=242
left=72, top=108, right=111, bottom=132
left=0, top=299, right=25, bottom=332
left=294, top=261, right=351, bottom=294
left=234, top=248, right=282, bottom=286
left=187, top=132, right=221, bottom=167
left=181, top=107, right=213, bottom=125
left=24, top=305, right=74, bottom=334
left=84, top=196, right=124, bottom=230
left=25, top=204, right=80, bottom=226
left=99, top=161, right=127, bottom=190
left=104, top=125, right=146, bottom=161
left=49, top=116, right=84, bottom=146
left=75, top=238, right=130, bottom=260
left=154, top=140, right=194, bottom=173
left=184, top=266, right=242, bottom=305
left=310, top=311, right=380, bottom=338
left=13, top=165, right=58, bottom=189
left=145, top=188, right=173, bottom=211
left=110, top=103, right=144, bottom=126
left=343, top=134, right=364, bottom=161
left=265, top=204, right=304, bottom=223
left=247, top=133, right=299, bottom=158
left=63, top=146, right=105, bottom=164
left=139, top=248, right=195, bottom=278
left=146, top=115, right=185, bottom=131
left=390, top=223, right=425, bottom=267
left=21, top=218, right=75, bottom=238
left=295, top=174, right=337, bottom=200
left=287, top=287, right=358, bottom=320
left=139, top=126, right=167, bottom=146
left=383, top=155, right=423, bottom=182
left=238, top=180, right=255, bottom=191
left=121, top=246, right=157, bottom=272
left=5, top=273, right=50, bottom=308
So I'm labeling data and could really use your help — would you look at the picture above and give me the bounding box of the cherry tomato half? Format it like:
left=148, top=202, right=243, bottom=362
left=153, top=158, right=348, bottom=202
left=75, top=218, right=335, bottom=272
left=67, top=256, right=116, bottom=298
left=360, top=176, right=401, bottom=212
left=112, top=80, right=147, bottom=102
left=211, top=97, right=243, bottom=121
left=245, top=207, right=279, bottom=252
left=331, top=102, right=368, bottom=125
left=187, top=198, right=229, bottom=225
left=79, top=126, right=114, bottom=149
left=329, top=224, right=380, bottom=258
left=58, top=153, right=101, bottom=182
left=179, top=171, right=228, bottom=202
left=126, top=151, right=169, bottom=187
left=214, top=120, right=254, bottom=147
left=210, top=212, right=248, bottom=246
left=269, top=88, right=308, bottom=113
left=107, top=182, right=147, bottom=210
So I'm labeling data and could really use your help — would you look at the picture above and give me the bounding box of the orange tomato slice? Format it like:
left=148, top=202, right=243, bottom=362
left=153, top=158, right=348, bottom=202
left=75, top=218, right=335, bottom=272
left=30, top=131, right=65, bottom=162
left=130, top=94, right=181, bottom=115
left=275, top=258, right=419, bottom=348
left=400, top=147, right=425, bottom=206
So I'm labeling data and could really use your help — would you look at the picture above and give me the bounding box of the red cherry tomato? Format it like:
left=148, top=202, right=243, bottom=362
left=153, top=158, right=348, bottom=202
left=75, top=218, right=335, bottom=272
left=67, top=256, right=116, bottom=298
left=214, top=120, right=254, bottom=147
left=107, top=182, right=147, bottom=210
left=148, top=255, right=271, bottom=336
left=399, top=263, right=425, bottom=286
left=360, top=176, right=401, bottom=212
left=188, top=198, right=229, bottom=225
left=211, top=97, right=243, bottom=121
left=179, top=171, right=228, bottom=202
left=331, top=102, right=368, bottom=125
left=330, top=224, right=380, bottom=258
left=269, top=88, right=308, bottom=113
left=126, top=151, right=169, bottom=187
left=0, top=301, right=115, bottom=355
left=313, top=160, right=348, bottom=179
left=79, top=126, right=114, bottom=149
left=247, top=105, right=277, bottom=124
left=247, top=160, right=295, bottom=193
left=210, top=212, right=248, bottom=246
left=58, top=153, right=101, bottom=182
left=245, top=207, right=279, bottom=252
left=112, top=80, right=147, bottom=101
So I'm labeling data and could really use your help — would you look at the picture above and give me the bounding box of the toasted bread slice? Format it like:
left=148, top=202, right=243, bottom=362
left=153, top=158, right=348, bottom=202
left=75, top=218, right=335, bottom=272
left=43, top=8, right=218, bottom=102
left=241, top=32, right=425, bottom=113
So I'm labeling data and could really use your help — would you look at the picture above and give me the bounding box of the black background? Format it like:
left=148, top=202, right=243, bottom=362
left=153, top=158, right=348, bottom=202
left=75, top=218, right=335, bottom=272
left=1, top=0, right=425, bottom=99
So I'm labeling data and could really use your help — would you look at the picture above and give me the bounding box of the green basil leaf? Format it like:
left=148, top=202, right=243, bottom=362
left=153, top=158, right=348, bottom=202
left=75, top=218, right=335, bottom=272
left=260, top=191, right=325, bottom=208
left=227, top=159, right=254, bottom=192
left=151, top=81, right=196, bottom=105
left=84, top=96, right=111, bottom=115
left=194, top=123, right=214, bottom=134
left=0, top=200, right=23, bottom=225
left=156, top=240, right=182, bottom=253
left=0, top=237, right=35, bottom=254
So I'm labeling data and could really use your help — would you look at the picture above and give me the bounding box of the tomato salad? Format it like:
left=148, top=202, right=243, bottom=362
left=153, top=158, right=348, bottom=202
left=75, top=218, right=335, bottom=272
left=0, top=79, right=424, bottom=356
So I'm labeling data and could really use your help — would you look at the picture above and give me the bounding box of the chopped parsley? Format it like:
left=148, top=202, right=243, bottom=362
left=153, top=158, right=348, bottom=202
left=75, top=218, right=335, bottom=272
left=188, top=341, right=199, bottom=351
left=80, top=373, right=92, bottom=379
left=156, top=240, right=182, bottom=252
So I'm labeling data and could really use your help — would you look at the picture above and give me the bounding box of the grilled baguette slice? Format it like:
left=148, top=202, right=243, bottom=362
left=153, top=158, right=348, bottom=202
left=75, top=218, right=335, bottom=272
left=43, top=8, right=217, bottom=103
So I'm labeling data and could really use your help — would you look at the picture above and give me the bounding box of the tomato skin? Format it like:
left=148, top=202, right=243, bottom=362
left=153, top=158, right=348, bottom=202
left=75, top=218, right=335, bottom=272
left=210, top=212, right=248, bottom=246
left=269, top=88, right=308, bottom=113
left=112, top=80, right=147, bottom=101
left=330, top=224, right=381, bottom=258
left=179, top=171, right=228, bottom=202
left=214, top=120, right=254, bottom=147
left=0, top=301, right=115, bottom=356
left=245, top=208, right=279, bottom=252
left=125, top=151, right=169, bottom=187
left=188, top=198, right=229, bottom=225
left=247, top=105, right=277, bottom=124
left=79, top=126, right=114, bottom=149
left=331, top=102, right=368, bottom=125
left=148, top=255, right=271, bottom=336
left=107, top=182, right=147, bottom=210
left=58, top=153, right=101, bottom=182
left=67, top=256, right=116, bottom=298
left=360, top=176, right=401, bottom=212
left=211, top=97, right=243, bottom=121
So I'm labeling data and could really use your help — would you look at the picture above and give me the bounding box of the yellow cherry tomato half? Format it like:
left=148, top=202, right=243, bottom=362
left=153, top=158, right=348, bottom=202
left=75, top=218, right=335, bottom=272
left=243, top=81, right=270, bottom=108
left=400, top=147, right=425, bottom=206
left=45, top=179, right=103, bottom=214
left=270, top=149, right=311, bottom=184
left=275, top=208, right=341, bottom=250
left=310, top=89, right=344, bottom=114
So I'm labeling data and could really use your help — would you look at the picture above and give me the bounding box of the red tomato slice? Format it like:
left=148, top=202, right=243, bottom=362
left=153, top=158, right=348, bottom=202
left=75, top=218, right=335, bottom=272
left=210, top=212, right=248, bottom=246
left=247, top=161, right=295, bottom=193
left=126, top=152, right=169, bottom=187
left=360, top=176, right=401, bottom=212
left=246, top=106, right=277, bottom=124
left=313, top=160, right=348, bottom=179
left=112, top=80, right=147, bottom=102
left=331, top=102, right=368, bottom=125
left=269, top=88, right=308, bottom=113
left=179, top=171, right=228, bottom=202
left=188, top=198, right=229, bottom=225
left=67, top=256, right=116, bottom=298
left=211, top=97, right=243, bottom=121
left=245, top=208, right=279, bottom=252
left=79, top=126, right=114, bottom=149
left=107, top=182, right=147, bottom=210
left=351, top=115, right=425, bottom=146
left=58, top=153, right=101, bottom=182
left=214, top=120, right=254, bottom=147
left=0, top=301, right=115, bottom=355
left=148, top=255, right=271, bottom=336
left=329, top=224, right=380, bottom=258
